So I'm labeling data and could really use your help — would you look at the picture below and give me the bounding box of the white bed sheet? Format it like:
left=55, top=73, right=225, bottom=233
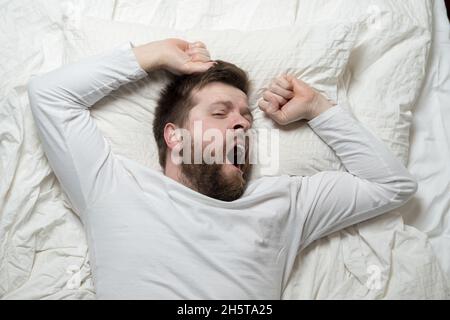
left=106, top=0, right=450, bottom=294
left=0, top=0, right=449, bottom=299
left=399, top=0, right=450, bottom=278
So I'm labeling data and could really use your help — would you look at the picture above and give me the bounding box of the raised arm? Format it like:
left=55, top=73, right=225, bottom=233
left=28, top=39, right=214, bottom=216
left=259, top=75, right=417, bottom=251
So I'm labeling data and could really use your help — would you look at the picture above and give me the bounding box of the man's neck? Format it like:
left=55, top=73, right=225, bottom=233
left=164, top=162, right=197, bottom=192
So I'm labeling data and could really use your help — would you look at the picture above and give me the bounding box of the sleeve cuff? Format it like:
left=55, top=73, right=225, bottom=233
left=121, top=42, right=148, bottom=80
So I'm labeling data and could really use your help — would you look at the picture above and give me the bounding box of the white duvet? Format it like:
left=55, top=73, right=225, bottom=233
left=0, top=0, right=449, bottom=299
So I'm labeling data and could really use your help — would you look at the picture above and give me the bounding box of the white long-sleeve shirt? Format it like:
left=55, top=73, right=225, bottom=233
left=28, top=43, right=417, bottom=299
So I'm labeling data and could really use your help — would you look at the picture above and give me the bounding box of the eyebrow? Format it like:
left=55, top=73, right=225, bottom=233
left=210, top=100, right=253, bottom=121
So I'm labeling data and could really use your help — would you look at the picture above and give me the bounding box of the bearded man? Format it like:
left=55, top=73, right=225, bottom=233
left=28, top=39, right=417, bottom=299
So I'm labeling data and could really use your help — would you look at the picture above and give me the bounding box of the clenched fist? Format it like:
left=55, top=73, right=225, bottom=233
left=258, top=75, right=335, bottom=124
left=133, top=38, right=216, bottom=75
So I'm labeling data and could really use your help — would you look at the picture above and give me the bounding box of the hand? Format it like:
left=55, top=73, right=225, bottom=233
left=258, top=75, right=335, bottom=124
left=133, top=38, right=216, bottom=75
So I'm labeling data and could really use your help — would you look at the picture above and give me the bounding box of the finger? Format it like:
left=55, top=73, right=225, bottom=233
left=269, top=83, right=294, bottom=100
left=258, top=97, right=278, bottom=113
left=190, top=53, right=211, bottom=63
left=189, top=41, right=206, bottom=49
left=286, top=75, right=310, bottom=90
left=184, top=61, right=217, bottom=74
left=259, top=99, right=289, bottom=125
left=289, top=77, right=317, bottom=102
left=258, top=99, right=270, bottom=112
left=275, top=75, right=293, bottom=90
left=263, top=90, right=287, bottom=106
left=187, top=47, right=211, bottom=58
left=268, top=108, right=290, bottom=125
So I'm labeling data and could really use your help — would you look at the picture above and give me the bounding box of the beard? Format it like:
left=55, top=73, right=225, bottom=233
left=180, top=144, right=252, bottom=202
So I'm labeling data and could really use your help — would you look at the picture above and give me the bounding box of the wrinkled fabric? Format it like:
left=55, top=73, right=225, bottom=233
left=28, top=45, right=417, bottom=299
left=1, top=0, right=448, bottom=300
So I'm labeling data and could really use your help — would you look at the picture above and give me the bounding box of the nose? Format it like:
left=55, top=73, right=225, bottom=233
left=232, top=113, right=251, bottom=132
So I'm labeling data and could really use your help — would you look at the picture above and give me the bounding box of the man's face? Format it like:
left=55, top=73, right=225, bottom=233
left=179, top=82, right=253, bottom=201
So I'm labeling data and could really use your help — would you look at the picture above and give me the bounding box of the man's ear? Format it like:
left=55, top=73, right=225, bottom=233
left=163, top=123, right=181, bottom=151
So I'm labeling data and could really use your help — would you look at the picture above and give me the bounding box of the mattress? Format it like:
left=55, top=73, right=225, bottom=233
left=0, top=0, right=449, bottom=299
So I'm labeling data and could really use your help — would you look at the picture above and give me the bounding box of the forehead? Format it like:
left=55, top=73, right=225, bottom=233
left=191, top=82, right=248, bottom=108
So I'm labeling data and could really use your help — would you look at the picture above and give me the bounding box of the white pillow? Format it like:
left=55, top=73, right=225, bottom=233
left=111, top=0, right=300, bottom=31
left=64, top=17, right=359, bottom=177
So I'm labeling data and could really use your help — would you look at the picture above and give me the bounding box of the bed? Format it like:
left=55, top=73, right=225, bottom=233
left=0, top=0, right=449, bottom=299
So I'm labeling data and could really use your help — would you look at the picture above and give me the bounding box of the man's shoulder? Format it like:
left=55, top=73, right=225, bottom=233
left=243, top=174, right=299, bottom=196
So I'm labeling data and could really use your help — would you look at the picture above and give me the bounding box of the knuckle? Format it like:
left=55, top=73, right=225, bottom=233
left=273, top=117, right=284, bottom=125
left=274, top=114, right=288, bottom=125
left=190, top=47, right=199, bottom=54
left=197, top=48, right=208, bottom=55
left=192, top=53, right=207, bottom=61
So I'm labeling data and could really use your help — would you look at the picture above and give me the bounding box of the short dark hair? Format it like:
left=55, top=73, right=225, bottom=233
left=153, top=60, right=250, bottom=169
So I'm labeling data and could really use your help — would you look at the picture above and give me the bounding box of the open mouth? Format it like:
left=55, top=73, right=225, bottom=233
left=227, top=144, right=246, bottom=172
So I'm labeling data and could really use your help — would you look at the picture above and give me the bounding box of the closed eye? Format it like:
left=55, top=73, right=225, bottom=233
left=212, top=110, right=227, bottom=117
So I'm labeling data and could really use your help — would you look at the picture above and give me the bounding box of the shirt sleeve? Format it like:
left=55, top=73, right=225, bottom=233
left=294, top=105, right=418, bottom=251
left=28, top=43, right=148, bottom=216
